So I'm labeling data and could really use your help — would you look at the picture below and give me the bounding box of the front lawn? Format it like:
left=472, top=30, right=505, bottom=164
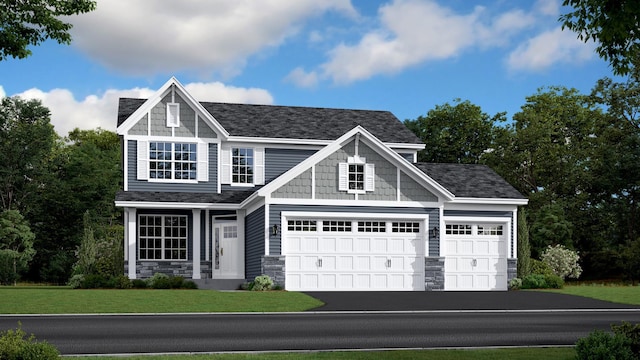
left=0, top=287, right=323, bottom=314
left=539, top=284, right=640, bottom=306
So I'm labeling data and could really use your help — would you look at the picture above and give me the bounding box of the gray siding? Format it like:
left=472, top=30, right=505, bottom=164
left=174, top=94, right=197, bottom=138
left=198, top=116, right=217, bottom=139
left=272, top=169, right=312, bottom=199
left=400, top=171, right=438, bottom=202
left=315, top=140, right=354, bottom=200
left=398, top=153, right=414, bottom=162
left=128, top=140, right=218, bottom=193
left=359, top=143, right=398, bottom=201
left=265, top=148, right=316, bottom=182
left=129, top=116, right=148, bottom=135
left=150, top=94, right=173, bottom=137
left=245, top=206, right=265, bottom=281
left=270, top=205, right=440, bottom=256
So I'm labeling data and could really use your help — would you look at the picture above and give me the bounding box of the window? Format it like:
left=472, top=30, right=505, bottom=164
left=338, top=156, right=375, bottom=193
left=139, top=215, right=187, bottom=260
left=358, top=221, right=386, bottom=232
left=232, top=148, right=254, bottom=184
left=478, top=225, right=503, bottom=236
left=149, top=142, right=197, bottom=180
left=446, top=224, right=472, bottom=235
left=392, top=222, right=420, bottom=233
left=323, top=220, right=352, bottom=232
left=287, top=220, right=317, bottom=232
left=166, top=103, right=180, bottom=127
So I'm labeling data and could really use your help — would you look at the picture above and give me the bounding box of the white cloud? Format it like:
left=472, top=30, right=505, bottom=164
left=0, top=86, right=5, bottom=99
left=14, top=82, right=274, bottom=137
left=66, top=0, right=356, bottom=77
left=284, top=67, right=319, bottom=88
left=507, top=27, right=595, bottom=72
left=535, top=0, right=560, bottom=17
left=306, top=0, right=534, bottom=85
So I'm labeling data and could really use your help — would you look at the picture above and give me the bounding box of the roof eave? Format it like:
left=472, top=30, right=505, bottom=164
left=114, top=201, right=242, bottom=209
left=449, top=197, right=529, bottom=205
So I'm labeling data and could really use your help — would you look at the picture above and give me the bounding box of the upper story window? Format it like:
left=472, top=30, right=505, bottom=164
left=136, top=140, right=208, bottom=183
left=149, top=142, right=197, bottom=180
left=221, top=145, right=265, bottom=186
left=339, top=156, right=375, bottom=194
left=232, top=148, right=254, bottom=184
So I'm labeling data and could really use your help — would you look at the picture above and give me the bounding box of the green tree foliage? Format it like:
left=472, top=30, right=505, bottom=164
left=517, top=207, right=531, bottom=278
left=0, top=97, right=57, bottom=211
left=0, top=0, right=96, bottom=60
left=404, top=99, right=507, bottom=164
left=560, top=0, right=640, bottom=76
left=0, top=210, right=35, bottom=285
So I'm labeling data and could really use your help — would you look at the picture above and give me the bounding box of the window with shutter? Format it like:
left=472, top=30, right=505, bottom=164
left=338, top=157, right=375, bottom=194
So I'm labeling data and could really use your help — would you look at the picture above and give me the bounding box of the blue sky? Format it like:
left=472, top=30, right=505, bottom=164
left=0, top=0, right=618, bottom=137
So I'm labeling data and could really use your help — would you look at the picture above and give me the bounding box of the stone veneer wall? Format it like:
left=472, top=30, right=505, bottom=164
left=125, top=261, right=212, bottom=279
left=507, top=258, right=517, bottom=284
left=261, top=255, right=285, bottom=287
left=424, top=257, right=445, bottom=291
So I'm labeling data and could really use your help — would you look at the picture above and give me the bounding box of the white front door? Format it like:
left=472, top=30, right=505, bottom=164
left=213, top=221, right=242, bottom=279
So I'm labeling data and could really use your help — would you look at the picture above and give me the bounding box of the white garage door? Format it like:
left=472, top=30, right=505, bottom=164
left=284, top=218, right=426, bottom=291
left=444, top=223, right=508, bottom=291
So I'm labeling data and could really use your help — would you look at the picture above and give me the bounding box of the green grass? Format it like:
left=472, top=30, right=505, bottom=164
left=71, top=348, right=575, bottom=360
left=0, top=287, right=324, bottom=314
left=539, top=284, right=640, bottom=305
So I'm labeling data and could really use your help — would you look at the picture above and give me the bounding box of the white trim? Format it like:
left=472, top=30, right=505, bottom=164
left=282, top=211, right=430, bottom=220
left=227, top=136, right=425, bottom=151
left=443, top=216, right=512, bottom=224
left=192, top=209, right=201, bottom=279
left=123, top=140, right=129, bottom=191
left=124, top=134, right=219, bottom=143
left=512, top=208, right=518, bottom=259
left=166, top=102, right=180, bottom=128
left=216, top=143, right=222, bottom=194
left=266, top=198, right=442, bottom=208
left=438, top=205, right=445, bottom=257
left=451, top=197, right=528, bottom=205
left=205, top=210, right=210, bottom=262
left=126, top=208, right=137, bottom=279
left=264, top=203, right=270, bottom=256
left=114, top=201, right=240, bottom=209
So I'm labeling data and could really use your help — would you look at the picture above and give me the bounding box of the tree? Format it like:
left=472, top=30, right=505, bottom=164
left=404, top=99, right=507, bottom=164
left=0, top=97, right=58, bottom=212
left=0, top=210, right=35, bottom=285
left=517, top=207, right=532, bottom=278
left=560, top=0, right=640, bottom=76
left=0, top=0, right=96, bottom=61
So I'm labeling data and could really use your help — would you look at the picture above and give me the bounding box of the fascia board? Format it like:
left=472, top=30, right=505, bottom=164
left=450, top=197, right=529, bottom=206
left=114, top=201, right=241, bottom=210
left=227, top=136, right=423, bottom=151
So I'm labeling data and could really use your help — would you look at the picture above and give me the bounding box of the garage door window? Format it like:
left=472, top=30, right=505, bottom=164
left=287, top=220, right=317, bottom=232
left=322, top=220, right=352, bottom=232
left=478, top=225, right=503, bottom=235
left=357, top=221, right=386, bottom=232
left=392, top=222, right=420, bottom=233
left=446, top=224, right=472, bottom=235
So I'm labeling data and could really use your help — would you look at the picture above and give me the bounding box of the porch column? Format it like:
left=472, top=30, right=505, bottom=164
left=126, top=208, right=137, bottom=279
left=192, top=209, right=201, bottom=279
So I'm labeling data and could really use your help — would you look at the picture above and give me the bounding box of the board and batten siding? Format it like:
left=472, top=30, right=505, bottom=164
left=127, top=140, right=218, bottom=193
left=244, top=206, right=265, bottom=281
left=269, top=205, right=440, bottom=256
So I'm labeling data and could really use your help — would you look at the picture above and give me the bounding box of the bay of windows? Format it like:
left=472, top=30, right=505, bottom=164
left=139, top=215, right=188, bottom=260
left=149, top=142, right=197, bottom=180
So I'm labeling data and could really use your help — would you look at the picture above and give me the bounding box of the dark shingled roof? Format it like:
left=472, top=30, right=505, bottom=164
left=414, top=163, right=526, bottom=199
left=115, top=190, right=257, bottom=204
left=117, top=98, right=422, bottom=144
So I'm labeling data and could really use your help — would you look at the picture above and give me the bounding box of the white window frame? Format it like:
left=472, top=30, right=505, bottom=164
left=166, top=103, right=180, bottom=127
left=138, top=214, right=188, bottom=261
left=339, top=156, right=375, bottom=194
left=220, top=145, right=265, bottom=186
left=137, top=140, right=208, bottom=183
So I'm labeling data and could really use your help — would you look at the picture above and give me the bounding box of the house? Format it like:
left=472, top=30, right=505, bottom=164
left=114, top=77, right=528, bottom=291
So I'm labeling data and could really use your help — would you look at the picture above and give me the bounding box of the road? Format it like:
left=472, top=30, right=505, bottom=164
left=2, top=310, right=640, bottom=355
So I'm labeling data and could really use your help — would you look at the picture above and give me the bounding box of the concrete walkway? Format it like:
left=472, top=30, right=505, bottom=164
left=305, top=291, right=640, bottom=311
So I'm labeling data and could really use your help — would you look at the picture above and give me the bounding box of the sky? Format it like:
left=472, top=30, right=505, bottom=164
left=0, top=0, right=620, bottom=137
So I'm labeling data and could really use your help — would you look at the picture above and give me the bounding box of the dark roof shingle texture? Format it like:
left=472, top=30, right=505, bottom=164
left=118, top=98, right=422, bottom=144
left=415, top=163, right=526, bottom=199
left=115, top=190, right=256, bottom=204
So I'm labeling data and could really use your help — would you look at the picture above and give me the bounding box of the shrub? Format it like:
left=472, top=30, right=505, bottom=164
left=530, top=258, right=554, bottom=276
left=251, top=275, right=274, bottom=291
left=0, top=324, right=60, bottom=360
left=0, top=251, right=19, bottom=286
left=240, top=281, right=253, bottom=290
left=170, top=276, right=186, bottom=289
left=521, top=274, right=547, bottom=289
left=543, top=274, right=564, bottom=289
left=575, top=330, right=635, bottom=360
left=146, top=273, right=170, bottom=288
left=612, top=322, right=640, bottom=355
left=181, top=280, right=198, bottom=289
left=541, top=244, right=582, bottom=280
left=67, top=274, right=84, bottom=289
left=509, top=277, right=522, bottom=290
left=131, top=279, right=148, bottom=289
left=80, top=274, right=110, bottom=289
left=109, top=275, right=132, bottom=289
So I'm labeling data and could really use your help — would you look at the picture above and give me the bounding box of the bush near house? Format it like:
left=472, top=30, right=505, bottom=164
left=68, top=272, right=197, bottom=289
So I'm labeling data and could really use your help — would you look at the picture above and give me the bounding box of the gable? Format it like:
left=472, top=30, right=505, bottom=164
left=261, top=127, right=447, bottom=203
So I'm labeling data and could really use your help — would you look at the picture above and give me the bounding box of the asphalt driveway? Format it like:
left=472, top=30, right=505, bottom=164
left=305, top=291, right=640, bottom=311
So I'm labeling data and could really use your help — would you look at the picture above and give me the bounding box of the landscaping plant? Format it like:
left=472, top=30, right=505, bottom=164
left=541, top=244, right=582, bottom=280
left=0, top=324, right=60, bottom=359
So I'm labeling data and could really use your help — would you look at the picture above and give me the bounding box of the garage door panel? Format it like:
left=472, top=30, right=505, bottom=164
left=337, top=256, right=353, bottom=271
left=336, top=238, right=353, bottom=253
left=300, top=237, right=319, bottom=252
left=319, top=237, right=336, bottom=253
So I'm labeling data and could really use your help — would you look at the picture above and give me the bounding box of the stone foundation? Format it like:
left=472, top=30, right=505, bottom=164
left=124, top=261, right=212, bottom=279
left=424, top=256, right=445, bottom=291
left=507, top=258, right=517, bottom=283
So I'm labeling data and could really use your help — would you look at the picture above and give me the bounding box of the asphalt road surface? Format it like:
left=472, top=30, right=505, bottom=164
left=2, top=310, right=640, bottom=355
